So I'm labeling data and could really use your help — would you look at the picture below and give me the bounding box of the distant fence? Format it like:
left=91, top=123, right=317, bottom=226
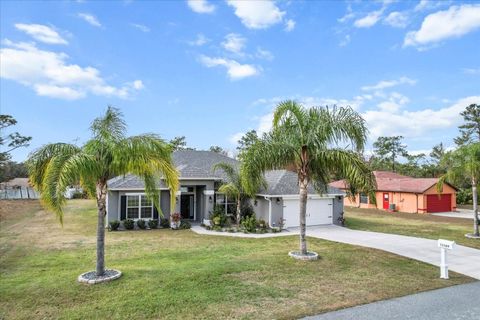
left=0, top=187, right=40, bottom=200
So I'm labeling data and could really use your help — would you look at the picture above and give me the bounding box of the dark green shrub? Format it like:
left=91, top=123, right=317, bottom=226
left=137, top=219, right=146, bottom=229
left=71, top=191, right=87, bottom=199
left=241, top=202, right=255, bottom=219
left=148, top=219, right=158, bottom=229
left=108, top=220, right=120, bottom=231
left=257, top=219, right=268, bottom=230
left=213, top=225, right=222, bottom=231
left=179, top=220, right=191, bottom=229
left=160, top=218, right=170, bottom=228
left=457, top=188, right=473, bottom=205
left=123, top=219, right=134, bottom=230
left=241, top=215, right=257, bottom=233
left=210, top=204, right=228, bottom=227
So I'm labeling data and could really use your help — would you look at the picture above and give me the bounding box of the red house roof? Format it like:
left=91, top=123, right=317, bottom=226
left=329, top=171, right=454, bottom=194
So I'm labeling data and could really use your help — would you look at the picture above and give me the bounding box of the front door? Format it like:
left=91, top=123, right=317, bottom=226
left=180, top=194, right=194, bottom=219
left=382, top=193, right=389, bottom=210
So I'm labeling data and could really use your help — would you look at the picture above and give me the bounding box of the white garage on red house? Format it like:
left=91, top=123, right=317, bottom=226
left=253, top=170, right=345, bottom=228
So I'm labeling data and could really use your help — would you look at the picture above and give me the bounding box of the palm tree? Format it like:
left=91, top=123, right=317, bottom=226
left=437, top=143, right=480, bottom=237
left=27, top=107, right=179, bottom=276
left=241, top=100, right=375, bottom=256
left=213, top=162, right=263, bottom=224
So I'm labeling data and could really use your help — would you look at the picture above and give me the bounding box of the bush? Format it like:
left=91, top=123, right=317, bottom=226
left=257, top=219, right=268, bottom=230
left=179, top=220, right=191, bottom=229
left=148, top=219, right=158, bottom=229
left=71, top=191, right=87, bottom=199
left=241, top=203, right=255, bottom=219
left=123, top=219, right=134, bottom=230
left=160, top=218, right=170, bottom=228
left=108, top=220, right=120, bottom=231
left=457, top=188, right=473, bottom=205
left=137, top=219, right=147, bottom=229
left=241, top=215, right=257, bottom=233
left=210, top=204, right=228, bottom=227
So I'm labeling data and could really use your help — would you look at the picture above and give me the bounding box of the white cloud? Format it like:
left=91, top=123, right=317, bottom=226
left=463, top=68, right=480, bottom=75
left=132, top=80, right=144, bottom=90
left=361, top=76, right=417, bottom=91
left=384, top=11, right=409, bottom=28
left=363, top=96, right=480, bottom=139
left=404, top=4, right=480, bottom=48
left=130, top=23, right=150, bottom=32
left=199, top=55, right=259, bottom=80
left=414, top=0, right=449, bottom=12
left=15, top=23, right=68, bottom=45
left=229, top=131, right=245, bottom=144
left=188, top=33, right=209, bottom=46
left=284, top=19, right=295, bottom=32
left=0, top=40, right=142, bottom=100
left=187, top=0, right=215, bottom=14
left=256, top=47, right=274, bottom=60
left=78, top=13, right=102, bottom=27
left=354, top=9, right=384, bottom=28
left=226, top=0, right=285, bottom=29
left=221, top=33, right=246, bottom=54
left=338, top=5, right=355, bottom=23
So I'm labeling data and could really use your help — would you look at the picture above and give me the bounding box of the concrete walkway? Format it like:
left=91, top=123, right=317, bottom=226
left=304, top=281, right=480, bottom=320
left=191, top=225, right=480, bottom=279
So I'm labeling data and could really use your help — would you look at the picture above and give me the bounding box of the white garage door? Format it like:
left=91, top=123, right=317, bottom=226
left=283, top=198, right=333, bottom=228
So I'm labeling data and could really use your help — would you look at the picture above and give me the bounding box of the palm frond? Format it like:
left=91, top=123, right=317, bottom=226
left=91, top=106, right=126, bottom=142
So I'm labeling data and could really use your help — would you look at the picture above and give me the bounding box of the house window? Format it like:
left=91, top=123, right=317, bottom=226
left=360, top=193, right=368, bottom=204
left=126, top=194, right=153, bottom=219
left=215, top=193, right=236, bottom=215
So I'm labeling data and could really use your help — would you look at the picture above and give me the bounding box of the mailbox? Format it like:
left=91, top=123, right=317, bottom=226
left=438, top=239, right=455, bottom=250
left=438, top=239, right=455, bottom=279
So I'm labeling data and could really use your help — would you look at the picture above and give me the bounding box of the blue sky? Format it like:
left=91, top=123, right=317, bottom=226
left=1, top=0, right=479, bottom=162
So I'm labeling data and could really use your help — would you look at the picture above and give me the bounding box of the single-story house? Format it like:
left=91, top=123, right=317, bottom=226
left=106, top=150, right=345, bottom=228
left=329, top=171, right=457, bottom=214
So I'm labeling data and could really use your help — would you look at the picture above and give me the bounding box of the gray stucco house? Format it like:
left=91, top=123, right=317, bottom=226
left=106, top=150, right=345, bottom=228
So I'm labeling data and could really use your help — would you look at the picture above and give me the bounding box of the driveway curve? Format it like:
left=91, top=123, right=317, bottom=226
left=306, top=225, right=480, bottom=280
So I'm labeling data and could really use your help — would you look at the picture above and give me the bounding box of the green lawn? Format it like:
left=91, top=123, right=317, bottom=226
left=0, top=200, right=473, bottom=320
left=345, top=206, right=480, bottom=249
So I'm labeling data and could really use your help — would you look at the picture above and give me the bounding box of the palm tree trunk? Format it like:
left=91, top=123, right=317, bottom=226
left=236, top=197, right=241, bottom=226
left=472, top=177, right=479, bottom=236
left=96, top=182, right=107, bottom=276
left=299, top=178, right=308, bottom=255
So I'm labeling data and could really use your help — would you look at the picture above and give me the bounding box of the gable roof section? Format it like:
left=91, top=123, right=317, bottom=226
left=329, top=171, right=456, bottom=194
left=108, top=150, right=238, bottom=189
left=260, top=170, right=343, bottom=196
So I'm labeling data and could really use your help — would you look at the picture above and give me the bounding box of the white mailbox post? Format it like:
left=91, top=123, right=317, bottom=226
left=438, top=239, right=455, bottom=279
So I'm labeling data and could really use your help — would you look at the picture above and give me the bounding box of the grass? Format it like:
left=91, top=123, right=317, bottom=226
left=345, top=206, right=480, bottom=249
left=0, top=200, right=474, bottom=319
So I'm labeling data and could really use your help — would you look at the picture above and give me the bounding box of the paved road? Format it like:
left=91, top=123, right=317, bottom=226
left=304, top=281, right=480, bottom=320
left=306, top=225, right=480, bottom=280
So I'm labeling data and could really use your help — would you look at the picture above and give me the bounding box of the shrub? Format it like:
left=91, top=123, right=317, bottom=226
left=457, top=188, right=473, bottom=205
left=123, top=219, right=134, bottom=230
left=241, top=215, right=257, bottom=233
left=210, top=204, right=228, bottom=227
left=108, top=220, right=120, bottom=231
left=160, top=218, right=170, bottom=228
left=179, top=220, right=191, bottom=229
left=257, top=219, right=268, bottom=230
left=137, top=219, right=147, bottom=229
left=213, top=225, right=222, bottom=231
left=71, top=191, right=87, bottom=199
left=241, top=203, right=255, bottom=219
left=170, top=212, right=181, bottom=223
left=148, top=219, right=158, bottom=229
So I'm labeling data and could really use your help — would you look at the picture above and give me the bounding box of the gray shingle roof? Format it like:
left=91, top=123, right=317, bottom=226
left=108, top=150, right=238, bottom=189
left=108, top=150, right=343, bottom=196
left=259, top=170, right=344, bottom=196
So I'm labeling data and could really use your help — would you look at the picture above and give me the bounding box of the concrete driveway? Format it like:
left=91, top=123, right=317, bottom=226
left=433, top=208, right=476, bottom=219
left=306, top=225, right=480, bottom=280
left=304, top=281, right=480, bottom=320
